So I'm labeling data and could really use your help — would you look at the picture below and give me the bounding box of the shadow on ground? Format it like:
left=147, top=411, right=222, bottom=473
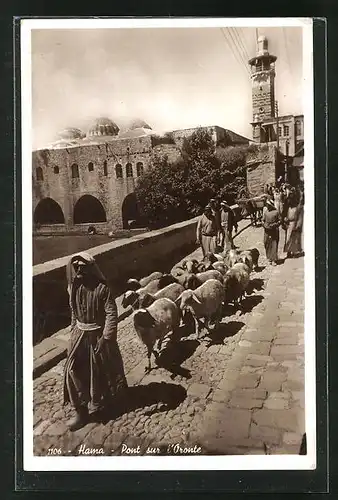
left=203, top=320, right=245, bottom=346
left=156, top=338, right=199, bottom=379
left=241, top=294, right=264, bottom=313
left=94, top=382, right=187, bottom=423
left=247, top=278, right=265, bottom=295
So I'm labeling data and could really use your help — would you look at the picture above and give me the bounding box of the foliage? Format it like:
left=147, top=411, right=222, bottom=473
left=135, top=128, right=253, bottom=228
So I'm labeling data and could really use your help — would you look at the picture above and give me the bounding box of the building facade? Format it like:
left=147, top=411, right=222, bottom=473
left=247, top=36, right=304, bottom=194
left=32, top=119, right=249, bottom=233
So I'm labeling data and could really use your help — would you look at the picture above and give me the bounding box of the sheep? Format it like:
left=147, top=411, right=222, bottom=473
left=137, top=283, right=185, bottom=308
left=223, top=248, right=241, bottom=268
left=184, top=269, right=224, bottom=291
left=175, top=279, right=225, bottom=339
left=184, top=259, right=200, bottom=274
left=133, top=298, right=181, bottom=372
left=246, top=248, right=260, bottom=270
left=123, top=274, right=178, bottom=309
left=238, top=251, right=254, bottom=273
left=223, top=263, right=250, bottom=308
left=139, top=271, right=163, bottom=287
left=212, top=261, right=229, bottom=276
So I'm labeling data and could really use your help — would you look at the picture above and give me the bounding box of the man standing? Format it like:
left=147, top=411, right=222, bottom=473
left=63, top=252, right=127, bottom=431
left=220, top=201, right=238, bottom=250
left=196, top=204, right=218, bottom=257
left=209, top=198, right=222, bottom=246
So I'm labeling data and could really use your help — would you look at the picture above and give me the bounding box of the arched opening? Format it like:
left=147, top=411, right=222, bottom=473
left=36, top=167, right=43, bottom=181
left=71, top=163, right=79, bottom=178
left=103, top=160, right=108, bottom=176
left=126, top=163, right=133, bottom=178
left=88, top=161, right=94, bottom=172
left=136, top=162, right=144, bottom=176
left=122, top=193, right=142, bottom=229
left=34, top=198, right=64, bottom=224
left=115, top=164, right=123, bottom=179
left=73, top=195, right=106, bottom=224
left=54, top=166, right=59, bottom=174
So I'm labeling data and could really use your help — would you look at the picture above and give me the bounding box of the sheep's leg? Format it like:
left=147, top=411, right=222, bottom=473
left=145, top=346, right=152, bottom=373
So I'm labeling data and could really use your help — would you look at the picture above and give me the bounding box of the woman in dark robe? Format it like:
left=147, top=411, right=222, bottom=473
left=284, top=188, right=304, bottom=257
left=63, top=252, right=127, bottom=431
left=262, top=196, right=281, bottom=266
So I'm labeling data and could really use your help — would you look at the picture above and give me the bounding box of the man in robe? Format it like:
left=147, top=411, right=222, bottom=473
left=196, top=204, right=218, bottom=257
left=220, top=201, right=238, bottom=250
left=63, top=252, right=127, bottom=431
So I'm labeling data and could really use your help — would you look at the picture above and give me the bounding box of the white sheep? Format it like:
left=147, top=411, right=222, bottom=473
left=133, top=298, right=181, bottom=372
left=238, top=251, right=254, bottom=273
left=224, top=263, right=250, bottom=307
left=129, top=283, right=186, bottom=309
left=212, top=261, right=229, bottom=276
left=139, top=271, right=163, bottom=287
left=223, top=248, right=241, bottom=268
left=175, top=279, right=225, bottom=339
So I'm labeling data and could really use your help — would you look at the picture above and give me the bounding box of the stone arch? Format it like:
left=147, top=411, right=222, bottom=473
left=71, top=163, right=79, bottom=178
left=115, top=164, right=123, bottom=179
left=73, top=195, right=106, bottom=224
left=136, top=162, right=144, bottom=176
left=34, top=198, right=65, bottom=224
left=126, top=162, right=133, bottom=178
left=122, top=193, right=141, bottom=229
left=36, top=166, right=43, bottom=181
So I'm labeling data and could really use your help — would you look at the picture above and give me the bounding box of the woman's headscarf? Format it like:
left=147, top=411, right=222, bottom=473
left=66, top=251, right=106, bottom=296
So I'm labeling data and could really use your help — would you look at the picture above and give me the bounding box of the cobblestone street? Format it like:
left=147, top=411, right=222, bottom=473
left=33, top=222, right=305, bottom=457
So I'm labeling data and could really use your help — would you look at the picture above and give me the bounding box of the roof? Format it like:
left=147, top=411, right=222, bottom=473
left=118, top=127, right=154, bottom=139
left=87, top=117, right=119, bottom=137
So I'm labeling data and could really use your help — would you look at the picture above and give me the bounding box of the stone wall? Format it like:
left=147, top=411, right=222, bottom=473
left=33, top=217, right=199, bottom=344
left=33, top=136, right=153, bottom=231
left=246, top=143, right=277, bottom=196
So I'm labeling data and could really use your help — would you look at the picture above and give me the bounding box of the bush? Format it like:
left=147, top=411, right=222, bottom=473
left=135, top=128, right=252, bottom=228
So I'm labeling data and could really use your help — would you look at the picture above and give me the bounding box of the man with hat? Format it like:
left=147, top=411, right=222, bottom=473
left=261, top=195, right=281, bottom=266
left=196, top=204, right=218, bottom=257
left=209, top=198, right=222, bottom=246
left=220, top=201, right=238, bottom=250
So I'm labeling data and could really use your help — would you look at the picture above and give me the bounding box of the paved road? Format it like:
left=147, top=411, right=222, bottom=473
left=33, top=222, right=305, bottom=456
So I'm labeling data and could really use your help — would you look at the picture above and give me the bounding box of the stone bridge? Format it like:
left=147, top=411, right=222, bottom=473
left=32, top=220, right=305, bottom=457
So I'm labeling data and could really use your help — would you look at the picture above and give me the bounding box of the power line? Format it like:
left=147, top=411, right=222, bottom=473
left=232, top=27, right=250, bottom=63
left=226, top=28, right=251, bottom=76
left=219, top=28, right=250, bottom=78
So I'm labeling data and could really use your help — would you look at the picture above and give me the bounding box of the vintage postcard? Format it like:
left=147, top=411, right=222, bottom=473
left=22, top=17, right=316, bottom=471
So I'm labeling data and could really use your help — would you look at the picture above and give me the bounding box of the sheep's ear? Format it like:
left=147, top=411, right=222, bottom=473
left=192, top=293, right=202, bottom=304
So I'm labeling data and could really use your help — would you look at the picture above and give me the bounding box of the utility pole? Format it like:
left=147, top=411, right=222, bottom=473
left=275, top=100, right=279, bottom=151
left=285, top=139, right=289, bottom=183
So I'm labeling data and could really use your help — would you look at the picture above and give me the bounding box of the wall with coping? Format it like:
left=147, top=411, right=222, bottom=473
left=33, top=217, right=199, bottom=344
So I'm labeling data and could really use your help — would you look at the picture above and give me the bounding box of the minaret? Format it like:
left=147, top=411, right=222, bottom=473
left=249, top=36, right=277, bottom=141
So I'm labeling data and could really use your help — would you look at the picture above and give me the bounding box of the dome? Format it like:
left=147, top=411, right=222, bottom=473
left=118, top=127, right=154, bottom=139
left=127, top=119, right=152, bottom=131
left=56, top=127, right=85, bottom=141
left=87, top=117, right=119, bottom=138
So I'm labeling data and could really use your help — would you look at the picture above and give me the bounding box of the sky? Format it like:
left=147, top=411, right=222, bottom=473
left=30, top=25, right=304, bottom=150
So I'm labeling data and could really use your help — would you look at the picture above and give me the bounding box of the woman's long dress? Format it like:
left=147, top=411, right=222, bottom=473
left=262, top=208, right=280, bottom=263
left=63, top=281, right=127, bottom=412
left=284, top=205, right=304, bottom=255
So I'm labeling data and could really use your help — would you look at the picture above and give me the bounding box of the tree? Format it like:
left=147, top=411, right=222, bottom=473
left=135, top=128, right=253, bottom=228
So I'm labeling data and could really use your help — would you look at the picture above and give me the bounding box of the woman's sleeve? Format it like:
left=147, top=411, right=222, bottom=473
left=102, top=286, right=118, bottom=341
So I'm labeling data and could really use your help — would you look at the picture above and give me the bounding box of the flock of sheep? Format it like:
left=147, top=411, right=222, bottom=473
left=121, top=247, right=260, bottom=373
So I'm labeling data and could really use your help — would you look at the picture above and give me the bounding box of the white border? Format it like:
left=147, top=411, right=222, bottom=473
left=22, top=17, right=316, bottom=471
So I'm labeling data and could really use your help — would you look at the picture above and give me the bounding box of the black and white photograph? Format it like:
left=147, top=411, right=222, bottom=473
left=22, top=17, right=315, bottom=470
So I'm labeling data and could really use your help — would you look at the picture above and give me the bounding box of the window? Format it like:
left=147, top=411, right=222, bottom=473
left=88, top=162, right=94, bottom=172
left=136, top=162, right=144, bottom=176
left=115, top=164, right=123, bottom=179
left=126, top=163, right=133, bottom=178
left=295, top=120, right=302, bottom=136
left=283, top=125, right=290, bottom=137
left=278, top=126, right=282, bottom=137
left=103, top=160, right=108, bottom=176
left=36, top=167, right=43, bottom=181
left=54, top=166, right=59, bottom=174
left=71, top=163, right=79, bottom=179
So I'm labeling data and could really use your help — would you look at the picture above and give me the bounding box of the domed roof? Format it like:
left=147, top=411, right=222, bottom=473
left=127, top=119, right=152, bottom=130
left=56, top=127, right=85, bottom=141
left=87, top=117, right=119, bottom=138
left=118, top=127, right=154, bottom=139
